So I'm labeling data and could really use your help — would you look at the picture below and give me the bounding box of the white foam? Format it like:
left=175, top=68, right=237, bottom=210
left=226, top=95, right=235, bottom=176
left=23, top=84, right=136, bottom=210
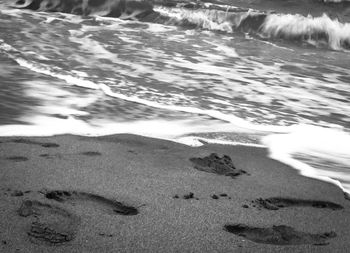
left=4, top=37, right=344, bottom=138
left=146, top=23, right=176, bottom=33
left=0, top=40, right=99, bottom=89
left=154, top=6, right=235, bottom=33
left=263, top=124, right=350, bottom=195
left=176, top=136, right=264, bottom=147
left=0, top=114, right=233, bottom=140
left=99, top=82, right=294, bottom=133
left=0, top=39, right=294, bottom=134
left=323, top=0, right=350, bottom=2
left=262, top=13, right=350, bottom=50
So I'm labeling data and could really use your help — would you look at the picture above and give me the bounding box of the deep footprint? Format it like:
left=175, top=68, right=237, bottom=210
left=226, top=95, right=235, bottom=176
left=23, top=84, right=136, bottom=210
left=45, top=190, right=138, bottom=216
left=253, top=197, right=343, bottom=211
left=18, top=200, right=80, bottom=245
left=12, top=139, right=59, bottom=148
left=190, top=153, right=247, bottom=178
left=224, top=224, right=336, bottom=245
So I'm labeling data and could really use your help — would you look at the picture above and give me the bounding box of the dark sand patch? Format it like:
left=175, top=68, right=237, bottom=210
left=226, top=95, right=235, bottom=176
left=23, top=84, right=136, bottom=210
left=39, top=154, right=54, bottom=158
left=183, top=192, right=195, bottom=200
left=224, top=224, right=336, bottom=245
left=80, top=151, right=102, bottom=156
left=45, top=190, right=138, bottom=216
left=173, top=192, right=199, bottom=200
left=190, top=153, right=247, bottom=178
left=12, top=139, right=59, bottom=148
left=6, top=156, right=28, bottom=162
left=39, top=154, right=63, bottom=160
left=18, top=200, right=80, bottom=245
left=253, top=197, right=343, bottom=211
left=51, top=114, right=69, bottom=119
left=39, top=152, right=101, bottom=159
left=211, top=193, right=230, bottom=199
left=2, top=188, right=30, bottom=197
left=11, top=190, right=24, bottom=197
left=98, top=233, right=114, bottom=237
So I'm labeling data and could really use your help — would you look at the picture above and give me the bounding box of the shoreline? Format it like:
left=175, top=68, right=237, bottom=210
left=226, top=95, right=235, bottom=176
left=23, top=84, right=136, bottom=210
left=0, top=134, right=349, bottom=252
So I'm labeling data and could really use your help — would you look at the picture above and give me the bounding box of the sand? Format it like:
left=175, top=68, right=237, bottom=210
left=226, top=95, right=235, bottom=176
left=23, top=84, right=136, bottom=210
left=0, top=134, right=349, bottom=252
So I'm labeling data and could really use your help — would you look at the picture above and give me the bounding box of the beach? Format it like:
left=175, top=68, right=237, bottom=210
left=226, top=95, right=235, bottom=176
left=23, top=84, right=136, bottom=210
left=1, top=0, right=350, bottom=251
left=0, top=134, right=349, bottom=252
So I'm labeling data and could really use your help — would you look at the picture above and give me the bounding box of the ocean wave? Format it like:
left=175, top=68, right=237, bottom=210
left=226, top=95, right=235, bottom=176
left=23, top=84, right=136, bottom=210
left=12, top=0, right=350, bottom=50
left=12, top=0, right=154, bottom=18
left=323, top=0, right=350, bottom=2
left=262, top=13, right=350, bottom=50
left=0, top=39, right=294, bottom=134
left=155, top=5, right=350, bottom=50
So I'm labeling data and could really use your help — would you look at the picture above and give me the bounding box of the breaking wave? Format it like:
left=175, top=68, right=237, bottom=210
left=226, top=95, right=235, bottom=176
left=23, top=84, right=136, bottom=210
left=12, top=0, right=350, bottom=51
left=262, top=13, right=350, bottom=50
left=154, top=5, right=350, bottom=50
left=13, top=0, right=154, bottom=18
left=323, top=0, right=350, bottom=2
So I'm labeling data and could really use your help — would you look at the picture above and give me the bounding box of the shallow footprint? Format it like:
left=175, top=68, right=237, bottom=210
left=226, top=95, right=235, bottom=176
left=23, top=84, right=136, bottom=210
left=18, top=200, right=80, bottom=245
left=44, top=190, right=138, bottom=216
left=190, top=153, right=247, bottom=178
left=253, top=197, right=343, bottom=211
left=224, top=224, right=336, bottom=245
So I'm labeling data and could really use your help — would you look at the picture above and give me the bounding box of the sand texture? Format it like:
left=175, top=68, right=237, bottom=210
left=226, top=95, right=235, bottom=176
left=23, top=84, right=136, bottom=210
left=0, top=134, right=349, bottom=252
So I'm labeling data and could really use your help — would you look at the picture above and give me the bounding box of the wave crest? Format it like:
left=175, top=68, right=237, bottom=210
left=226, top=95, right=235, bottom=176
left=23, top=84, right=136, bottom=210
left=13, top=0, right=154, bottom=18
left=262, top=13, right=350, bottom=50
left=12, top=0, right=350, bottom=50
left=155, top=5, right=350, bottom=50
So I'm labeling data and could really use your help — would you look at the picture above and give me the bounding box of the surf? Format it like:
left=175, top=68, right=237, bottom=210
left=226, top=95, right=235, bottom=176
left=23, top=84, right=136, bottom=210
left=11, top=0, right=350, bottom=51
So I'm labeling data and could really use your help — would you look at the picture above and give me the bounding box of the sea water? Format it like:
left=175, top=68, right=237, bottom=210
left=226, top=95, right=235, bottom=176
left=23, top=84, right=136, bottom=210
left=0, top=0, right=350, bottom=195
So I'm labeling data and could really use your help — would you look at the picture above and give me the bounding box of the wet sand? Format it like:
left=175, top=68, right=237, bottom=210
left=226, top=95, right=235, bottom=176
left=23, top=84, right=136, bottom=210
left=0, top=134, right=349, bottom=252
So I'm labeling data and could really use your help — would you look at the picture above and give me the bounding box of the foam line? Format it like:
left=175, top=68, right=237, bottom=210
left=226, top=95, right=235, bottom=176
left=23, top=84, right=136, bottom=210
left=175, top=136, right=265, bottom=147
left=263, top=125, right=350, bottom=196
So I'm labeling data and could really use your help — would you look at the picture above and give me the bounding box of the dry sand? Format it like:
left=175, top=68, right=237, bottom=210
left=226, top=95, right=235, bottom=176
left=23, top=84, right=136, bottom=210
left=0, top=134, right=349, bottom=252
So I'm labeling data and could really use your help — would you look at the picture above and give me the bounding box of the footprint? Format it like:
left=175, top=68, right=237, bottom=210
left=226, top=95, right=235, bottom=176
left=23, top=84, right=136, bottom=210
left=39, top=154, right=63, bottom=159
left=18, top=200, right=80, bottom=245
left=44, top=190, right=138, bottom=216
left=252, top=197, right=343, bottom=211
left=12, top=139, right=59, bottom=148
left=190, top=153, right=247, bottom=178
left=211, top=193, right=230, bottom=200
left=173, top=192, right=199, bottom=200
left=80, top=151, right=102, bottom=156
left=6, top=156, right=28, bottom=162
left=224, top=224, right=336, bottom=245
